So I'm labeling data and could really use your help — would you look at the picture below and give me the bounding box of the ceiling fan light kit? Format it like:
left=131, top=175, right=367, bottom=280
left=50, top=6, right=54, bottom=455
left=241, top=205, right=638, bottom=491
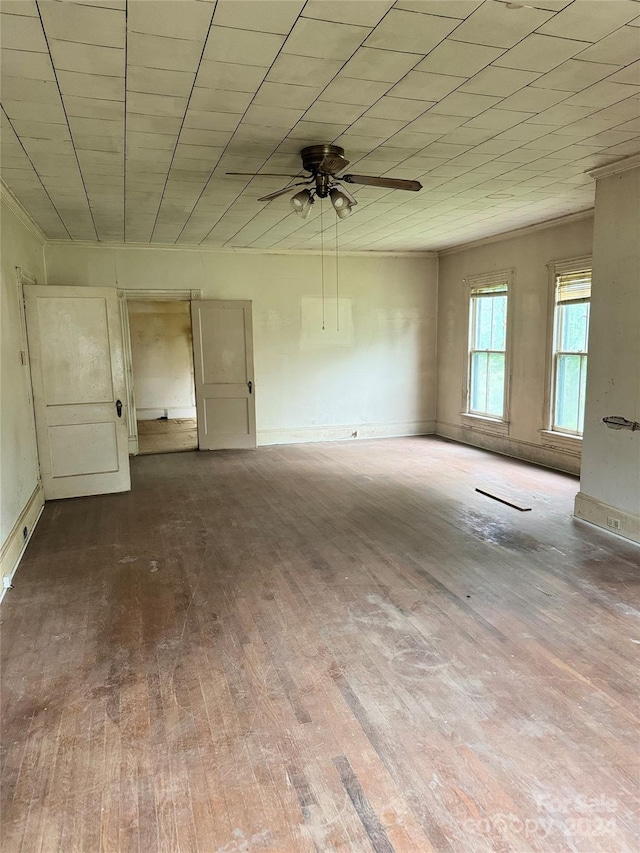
left=329, top=187, right=350, bottom=211
left=335, top=205, right=353, bottom=220
left=227, top=144, right=422, bottom=219
left=291, top=188, right=314, bottom=218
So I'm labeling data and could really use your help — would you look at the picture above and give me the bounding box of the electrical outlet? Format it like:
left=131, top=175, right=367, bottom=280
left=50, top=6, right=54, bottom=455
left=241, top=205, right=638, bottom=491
left=607, top=516, right=621, bottom=531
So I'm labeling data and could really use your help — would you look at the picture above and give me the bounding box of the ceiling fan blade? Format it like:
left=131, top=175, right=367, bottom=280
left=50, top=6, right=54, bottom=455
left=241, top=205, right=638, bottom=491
left=342, top=174, right=422, bottom=192
left=226, top=172, right=304, bottom=178
left=257, top=182, right=309, bottom=202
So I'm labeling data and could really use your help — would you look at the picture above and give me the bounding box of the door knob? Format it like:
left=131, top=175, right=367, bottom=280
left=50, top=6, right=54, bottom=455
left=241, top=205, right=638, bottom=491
left=116, top=399, right=123, bottom=417
left=247, top=381, right=253, bottom=394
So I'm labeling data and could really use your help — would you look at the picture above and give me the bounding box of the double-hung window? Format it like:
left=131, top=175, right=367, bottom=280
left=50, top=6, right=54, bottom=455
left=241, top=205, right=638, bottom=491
left=550, top=267, right=591, bottom=435
left=467, top=276, right=509, bottom=420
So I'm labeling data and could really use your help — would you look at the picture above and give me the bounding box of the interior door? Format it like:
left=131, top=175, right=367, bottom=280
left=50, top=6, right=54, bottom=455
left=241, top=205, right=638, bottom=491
left=24, top=285, right=131, bottom=499
left=191, top=300, right=256, bottom=450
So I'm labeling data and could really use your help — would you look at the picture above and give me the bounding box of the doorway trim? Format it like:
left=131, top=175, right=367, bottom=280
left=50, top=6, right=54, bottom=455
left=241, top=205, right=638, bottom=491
left=118, top=288, right=202, bottom=455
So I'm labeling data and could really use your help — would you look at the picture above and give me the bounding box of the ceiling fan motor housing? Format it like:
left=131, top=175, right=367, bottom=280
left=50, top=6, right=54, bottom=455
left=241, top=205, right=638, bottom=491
left=301, top=144, right=349, bottom=176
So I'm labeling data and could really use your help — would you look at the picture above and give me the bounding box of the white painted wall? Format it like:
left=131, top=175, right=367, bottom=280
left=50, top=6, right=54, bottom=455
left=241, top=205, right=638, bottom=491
left=44, top=245, right=439, bottom=444
left=576, top=164, right=640, bottom=544
left=0, top=194, right=45, bottom=586
left=128, top=300, right=196, bottom=420
left=436, top=215, right=594, bottom=473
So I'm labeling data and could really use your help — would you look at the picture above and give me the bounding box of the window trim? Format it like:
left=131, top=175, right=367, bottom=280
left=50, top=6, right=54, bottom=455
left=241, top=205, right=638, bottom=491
left=541, top=256, right=592, bottom=447
left=461, top=269, right=513, bottom=433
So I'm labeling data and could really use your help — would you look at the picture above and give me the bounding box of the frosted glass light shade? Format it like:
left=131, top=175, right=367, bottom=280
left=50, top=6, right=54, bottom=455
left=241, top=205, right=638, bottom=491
left=291, top=189, right=312, bottom=211
left=329, top=187, right=350, bottom=211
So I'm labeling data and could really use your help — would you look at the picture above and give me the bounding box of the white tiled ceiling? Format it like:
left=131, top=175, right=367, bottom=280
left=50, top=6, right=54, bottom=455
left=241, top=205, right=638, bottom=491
left=1, top=0, right=639, bottom=250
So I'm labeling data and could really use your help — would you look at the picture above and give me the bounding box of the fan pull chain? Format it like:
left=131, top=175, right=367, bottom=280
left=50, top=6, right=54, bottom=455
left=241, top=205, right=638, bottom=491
left=335, top=211, right=339, bottom=332
left=320, top=198, right=325, bottom=331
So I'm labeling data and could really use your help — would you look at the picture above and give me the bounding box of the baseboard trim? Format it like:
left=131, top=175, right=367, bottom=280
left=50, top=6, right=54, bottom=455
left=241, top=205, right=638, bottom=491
left=574, top=492, right=640, bottom=545
left=137, top=407, right=197, bottom=420
left=0, top=483, right=45, bottom=602
left=435, top=420, right=581, bottom=475
left=257, top=420, right=436, bottom=446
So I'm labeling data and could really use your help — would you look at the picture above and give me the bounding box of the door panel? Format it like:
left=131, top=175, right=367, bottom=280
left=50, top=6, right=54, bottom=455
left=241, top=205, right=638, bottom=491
left=24, top=285, right=131, bottom=499
left=191, top=300, right=256, bottom=450
left=38, top=297, right=114, bottom=404
left=204, top=397, right=250, bottom=435
left=49, top=423, right=119, bottom=477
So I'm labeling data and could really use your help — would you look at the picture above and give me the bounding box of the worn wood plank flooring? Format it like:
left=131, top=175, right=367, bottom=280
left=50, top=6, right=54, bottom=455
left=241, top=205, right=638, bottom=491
left=1, top=437, right=639, bottom=852
left=137, top=419, right=198, bottom=456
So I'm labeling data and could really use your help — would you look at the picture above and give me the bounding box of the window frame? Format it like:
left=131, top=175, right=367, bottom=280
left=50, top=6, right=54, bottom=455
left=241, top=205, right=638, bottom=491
left=461, top=269, right=513, bottom=434
left=541, top=256, right=592, bottom=449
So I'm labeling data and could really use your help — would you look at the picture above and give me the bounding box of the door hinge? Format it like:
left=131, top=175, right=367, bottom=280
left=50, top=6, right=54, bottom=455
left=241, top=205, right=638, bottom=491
left=20, top=350, right=27, bottom=365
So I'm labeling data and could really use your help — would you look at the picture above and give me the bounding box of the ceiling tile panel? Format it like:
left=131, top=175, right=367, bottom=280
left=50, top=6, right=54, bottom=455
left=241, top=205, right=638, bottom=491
left=214, top=0, right=305, bottom=34
left=390, top=71, right=467, bottom=101
left=303, top=100, right=369, bottom=124
left=63, top=96, right=125, bottom=121
left=366, top=96, right=432, bottom=121
left=48, top=40, right=125, bottom=77
left=1, top=48, right=55, bottom=81
left=0, top=11, right=47, bottom=52
left=565, top=81, right=640, bottom=109
left=282, top=17, right=371, bottom=61
left=606, top=60, right=640, bottom=86
left=530, top=59, right=622, bottom=93
left=253, top=82, right=323, bottom=110
left=267, top=54, right=343, bottom=87
left=319, top=76, right=392, bottom=105
left=196, top=60, right=267, bottom=93
left=128, top=67, right=195, bottom=98
left=428, top=91, right=503, bottom=116
left=459, top=66, right=540, bottom=97
left=189, top=87, right=253, bottom=113
left=128, top=32, right=203, bottom=72
left=128, top=92, right=188, bottom=118
left=574, top=25, right=640, bottom=67
left=364, top=10, right=459, bottom=53
left=2, top=99, right=66, bottom=124
left=128, top=0, right=214, bottom=41
left=38, top=1, right=125, bottom=47
left=449, top=0, right=555, bottom=49
left=1, top=76, right=60, bottom=104
left=341, top=47, right=420, bottom=83
left=303, top=0, right=393, bottom=27
left=537, top=2, right=640, bottom=41
left=57, top=71, right=124, bottom=102
left=416, top=39, right=504, bottom=77
left=394, top=1, right=482, bottom=19
left=204, top=27, right=285, bottom=67
left=494, top=34, right=592, bottom=73
left=495, top=86, right=569, bottom=113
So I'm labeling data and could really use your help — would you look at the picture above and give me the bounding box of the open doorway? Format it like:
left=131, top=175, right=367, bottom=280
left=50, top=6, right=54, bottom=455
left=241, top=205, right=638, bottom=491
left=127, top=300, right=197, bottom=455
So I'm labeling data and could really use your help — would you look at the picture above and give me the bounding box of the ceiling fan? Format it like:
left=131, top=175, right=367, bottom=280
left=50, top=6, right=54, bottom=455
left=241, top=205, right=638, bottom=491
left=226, top=144, right=422, bottom=219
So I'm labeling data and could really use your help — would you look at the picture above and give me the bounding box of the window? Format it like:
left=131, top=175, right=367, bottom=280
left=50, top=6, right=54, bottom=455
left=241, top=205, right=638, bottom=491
left=550, top=268, right=591, bottom=435
left=467, top=278, right=508, bottom=419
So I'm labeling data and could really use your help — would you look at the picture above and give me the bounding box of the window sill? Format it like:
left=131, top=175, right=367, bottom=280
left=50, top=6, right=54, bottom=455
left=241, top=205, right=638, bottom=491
left=539, top=430, right=582, bottom=455
left=460, top=413, right=510, bottom=435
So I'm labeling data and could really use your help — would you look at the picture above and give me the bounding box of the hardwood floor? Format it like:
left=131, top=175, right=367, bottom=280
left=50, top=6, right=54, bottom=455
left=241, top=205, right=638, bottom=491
left=1, top=437, right=638, bottom=852
left=137, top=418, right=198, bottom=455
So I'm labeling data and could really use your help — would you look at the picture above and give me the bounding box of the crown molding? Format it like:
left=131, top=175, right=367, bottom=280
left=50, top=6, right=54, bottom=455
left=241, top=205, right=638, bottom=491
left=589, top=153, right=640, bottom=181
left=0, top=182, right=47, bottom=245
left=43, top=238, right=437, bottom=259
left=437, top=209, right=594, bottom=257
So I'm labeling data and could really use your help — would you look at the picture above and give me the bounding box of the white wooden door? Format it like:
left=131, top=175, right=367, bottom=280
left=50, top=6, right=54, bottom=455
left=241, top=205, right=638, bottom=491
left=24, top=285, right=131, bottom=499
left=191, top=300, right=256, bottom=450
